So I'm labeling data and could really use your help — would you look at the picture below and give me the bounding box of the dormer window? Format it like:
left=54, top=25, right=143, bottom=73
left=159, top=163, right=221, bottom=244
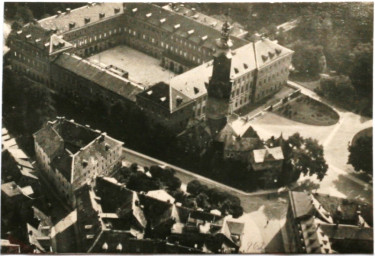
left=194, top=87, right=199, bottom=94
left=275, top=48, right=282, bottom=55
left=99, top=12, right=105, bottom=19
left=261, top=55, right=268, bottom=62
left=84, top=17, right=91, bottom=24
left=234, top=68, right=239, bottom=74
left=176, top=96, right=183, bottom=106
left=82, top=160, right=88, bottom=167
left=268, top=51, right=275, bottom=58
left=243, top=63, right=248, bottom=69
left=114, top=7, right=120, bottom=14
left=105, top=143, right=110, bottom=151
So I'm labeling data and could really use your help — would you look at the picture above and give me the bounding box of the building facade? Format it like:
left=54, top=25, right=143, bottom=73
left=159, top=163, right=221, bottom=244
left=8, top=3, right=293, bottom=134
left=33, top=117, right=123, bottom=206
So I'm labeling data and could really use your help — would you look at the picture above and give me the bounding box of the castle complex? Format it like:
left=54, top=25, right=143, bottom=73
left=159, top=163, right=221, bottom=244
left=8, top=2, right=293, bottom=133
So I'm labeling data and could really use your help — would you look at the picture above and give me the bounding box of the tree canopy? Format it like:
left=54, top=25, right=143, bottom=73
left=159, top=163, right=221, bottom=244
left=280, top=133, right=328, bottom=182
left=348, top=135, right=372, bottom=176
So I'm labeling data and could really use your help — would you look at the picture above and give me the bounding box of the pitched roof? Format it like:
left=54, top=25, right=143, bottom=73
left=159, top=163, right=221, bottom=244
left=123, top=3, right=247, bottom=53
left=224, top=135, right=261, bottom=152
left=38, top=3, right=124, bottom=35
left=146, top=190, right=175, bottom=203
left=289, top=191, right=315, bottom=219
left=1, top=182, right=23, bottom=197
left=254, top=38, right=293, bottom=69
left=95, top=177, right=147, bottom=229
left=226, top=220, right=245, bottom=235
left=137, top=82, right=192, bottom=113
left=319, top=224, right=373, bottom=241
left=9, top=23, right=51, bottom=53
left=33, top=124, right=64, bottom=158
left=162, top=4, right=247, bottom=39
left=253, top=146, right=284, bottom=163
left=53, top=53, right=143, bottom=102
left=169, top=62, right=211, bottom=102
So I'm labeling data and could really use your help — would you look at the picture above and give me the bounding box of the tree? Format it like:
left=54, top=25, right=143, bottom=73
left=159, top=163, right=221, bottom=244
left=349, top=43, right=372, bottom=98
left=14, top=5, right=34, bottom=23
left=319, top=75, right=356, bottom=108
left=291, top=40, right=325, bottom=76
left=348, top=135, right=372, bottom=176
left=24, top=81, right=56, bottom=133
left=126, top=172, right=161, bottom=192
left=282, top=133, right=328, bottom=182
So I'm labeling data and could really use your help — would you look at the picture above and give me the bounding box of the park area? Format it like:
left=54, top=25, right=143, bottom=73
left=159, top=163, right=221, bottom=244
left=275, top=95, right=339, bottom=126
left=88, top=45, right=176, bottom=87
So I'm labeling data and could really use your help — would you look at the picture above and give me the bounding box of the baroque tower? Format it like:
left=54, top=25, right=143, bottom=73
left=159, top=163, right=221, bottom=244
left=205, top=21, right=233, bottom=138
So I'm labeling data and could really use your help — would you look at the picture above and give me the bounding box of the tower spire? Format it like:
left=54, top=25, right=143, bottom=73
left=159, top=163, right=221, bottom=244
left=217, top=8, right=232, bottom=50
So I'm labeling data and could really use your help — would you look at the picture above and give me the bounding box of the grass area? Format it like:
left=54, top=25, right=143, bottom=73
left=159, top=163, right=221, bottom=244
left=289, top=72, right=321, bottom=91
left=275, top=95, right=339, bottom=126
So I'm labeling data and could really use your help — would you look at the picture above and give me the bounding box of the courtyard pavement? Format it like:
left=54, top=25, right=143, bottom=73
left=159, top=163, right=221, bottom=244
left=88, top=45, right=176, bottom=87
left=249, top=81, right=373, bottom=204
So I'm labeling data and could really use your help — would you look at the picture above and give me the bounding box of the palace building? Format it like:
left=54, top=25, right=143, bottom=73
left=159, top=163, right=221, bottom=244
left=8, top=2, right=293, bottom=134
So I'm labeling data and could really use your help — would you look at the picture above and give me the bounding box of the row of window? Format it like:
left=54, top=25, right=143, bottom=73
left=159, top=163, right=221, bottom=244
left=125, top=26, right=204, bottom=65
left=72, top=27, right=123, bottom=47
left=258, top=68, right=289, bottom=86
left=259, top=56, right=291, bottom=75
left=131, top=18, right=211, bottom=57
left=13, top=51, right=48, bottom=72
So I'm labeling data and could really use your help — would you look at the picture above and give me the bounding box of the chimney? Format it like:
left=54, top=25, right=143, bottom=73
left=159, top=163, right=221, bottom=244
left=56, top=10, right=62, bottom=16
left=174, top=24, right=180, bottom=30
left=160, top=18, right=166, bottom=24
left=146, top=13, right=152, bottom=18
left=187, top=29, right=195, bottom=35
left=132, top=8, right=138, bottom=13
left=69, top=22, right=75, bottom=29
left=201, top=35, right=208, bottom=41
left=66, top=8, right=71, bottom=14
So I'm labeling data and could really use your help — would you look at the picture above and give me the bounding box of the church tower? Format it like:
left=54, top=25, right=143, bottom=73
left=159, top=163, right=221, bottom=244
left=205, top=21, right=233, bottom=138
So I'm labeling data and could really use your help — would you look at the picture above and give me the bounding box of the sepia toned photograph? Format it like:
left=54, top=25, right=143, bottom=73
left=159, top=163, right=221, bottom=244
left=1, top=1, right=373, bottom=254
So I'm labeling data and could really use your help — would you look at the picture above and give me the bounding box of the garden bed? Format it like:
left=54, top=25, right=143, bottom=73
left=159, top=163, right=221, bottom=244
left=275, top=95, right=339, bottom=126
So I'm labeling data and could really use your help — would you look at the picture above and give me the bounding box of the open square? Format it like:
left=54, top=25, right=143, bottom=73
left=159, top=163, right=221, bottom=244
left=88, top=45, right=176, bottom=87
